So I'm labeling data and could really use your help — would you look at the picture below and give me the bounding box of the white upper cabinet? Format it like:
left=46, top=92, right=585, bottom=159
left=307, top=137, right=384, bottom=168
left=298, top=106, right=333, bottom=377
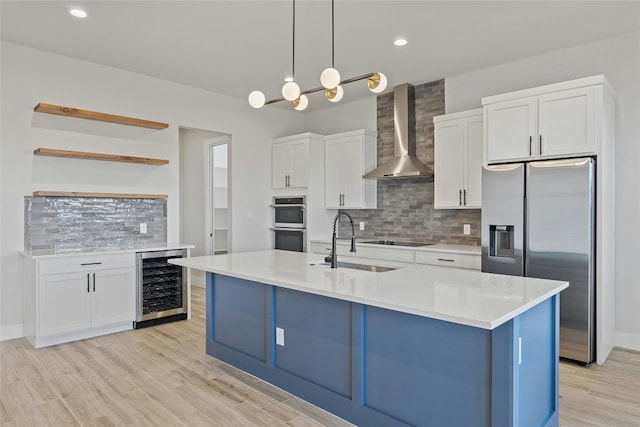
left=434, top=109, right=483, bottom=209
left=272, top=134, right=319, bottom=189
left=483, top=76, right=604, bottom=164
left=537, top=87, right=595, bottom=158
left=325, top=130, right=377, bottom=209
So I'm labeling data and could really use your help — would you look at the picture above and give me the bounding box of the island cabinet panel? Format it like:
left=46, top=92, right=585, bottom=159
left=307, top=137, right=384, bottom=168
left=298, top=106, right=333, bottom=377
left=212, top=275, right=267, bottom=362
left=274, top=288, right=352, bottom=398
left=205, top=273, right=559, bottom=427
left=363, top=306, right=491, bottom=426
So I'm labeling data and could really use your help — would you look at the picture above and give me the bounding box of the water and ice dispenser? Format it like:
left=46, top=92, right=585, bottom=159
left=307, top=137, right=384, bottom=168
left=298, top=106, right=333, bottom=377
left=489, top=225, right=515, bottom=258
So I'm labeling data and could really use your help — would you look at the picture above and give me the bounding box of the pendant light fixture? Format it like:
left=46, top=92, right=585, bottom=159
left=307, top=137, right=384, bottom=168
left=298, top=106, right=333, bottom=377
left=248, top=0, right=387, bottom=110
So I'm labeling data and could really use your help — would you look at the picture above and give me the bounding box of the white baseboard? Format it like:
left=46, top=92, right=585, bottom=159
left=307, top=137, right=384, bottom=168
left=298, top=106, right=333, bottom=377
left=615, top=332, right=640, bottom=352
left=1, top=323, right=24, bottom=341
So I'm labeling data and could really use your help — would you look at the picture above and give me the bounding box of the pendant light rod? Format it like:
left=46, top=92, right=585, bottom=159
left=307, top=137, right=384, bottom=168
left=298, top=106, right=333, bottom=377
left=292, top=0, right=295, bottom=79
left=263, top=72, right=376, bottom=105
left=331, top=0, right=335, bottom=68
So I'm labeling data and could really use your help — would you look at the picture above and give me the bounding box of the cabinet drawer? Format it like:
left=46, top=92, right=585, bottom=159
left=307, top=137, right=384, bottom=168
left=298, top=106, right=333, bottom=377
left=38, top=253, right=134, bottom=275
left=355, top=246, right=414, bottom=263
left=415, top=251, right=480, bottom=270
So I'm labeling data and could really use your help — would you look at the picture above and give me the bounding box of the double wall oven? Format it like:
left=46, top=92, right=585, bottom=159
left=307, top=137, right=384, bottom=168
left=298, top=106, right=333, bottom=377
left=272, top=196, right=306, bottom=252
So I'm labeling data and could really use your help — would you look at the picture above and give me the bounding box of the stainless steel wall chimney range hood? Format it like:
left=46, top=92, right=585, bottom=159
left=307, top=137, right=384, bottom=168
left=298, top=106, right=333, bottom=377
left=363, top=83, right=433, bottom=179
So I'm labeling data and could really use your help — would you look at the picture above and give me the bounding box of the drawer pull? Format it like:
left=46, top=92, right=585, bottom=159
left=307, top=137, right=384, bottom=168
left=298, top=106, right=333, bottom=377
left=80, top=262, right=102, bottom=266
left=437, top=258, right=455, bottom=262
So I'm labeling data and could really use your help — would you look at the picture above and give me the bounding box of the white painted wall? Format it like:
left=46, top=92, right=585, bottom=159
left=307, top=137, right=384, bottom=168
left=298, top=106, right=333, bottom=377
left=304, top=97, right=376, bottom=135
left=446, top=31, right=640, bottom=352
left=0, top=41, right=304, bottom=339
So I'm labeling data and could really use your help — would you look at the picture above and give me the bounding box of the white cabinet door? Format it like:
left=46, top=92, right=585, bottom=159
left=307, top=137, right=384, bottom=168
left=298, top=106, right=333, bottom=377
left=91, top=268, right=135, bottom=327
left=434, top=121, right=465, bottom=208
left=538, top=87, right=595, bottom=158
left=39, top=272, right=91, bottom=336
left=325, top=141, right=343, bottom=208
left=340, top=137, right=365, bottom=209
left=464, top=117, right=484, bottom=208
left=325, top=130, right=376, bottom=209
left=434, top=110, right=483, bottom=209
left=289, top=140, right=309, bottom=188
left=272, top=143, right=291, bottom=189
left=486, top=97, right=537, bottom=163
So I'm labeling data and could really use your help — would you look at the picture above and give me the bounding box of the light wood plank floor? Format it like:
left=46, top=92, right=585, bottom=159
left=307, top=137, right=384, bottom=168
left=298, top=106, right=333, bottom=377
left=1, top=286, right=639, bottom=426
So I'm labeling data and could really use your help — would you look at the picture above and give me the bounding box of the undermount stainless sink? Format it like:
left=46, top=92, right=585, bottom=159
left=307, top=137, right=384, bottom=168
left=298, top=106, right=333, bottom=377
left=310, top=261, right=397, bottom=273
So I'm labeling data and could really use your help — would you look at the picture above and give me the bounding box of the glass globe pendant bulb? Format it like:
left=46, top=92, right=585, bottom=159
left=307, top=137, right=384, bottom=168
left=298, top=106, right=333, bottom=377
left=282, top=81, right=301, bottom=101
left=292, top=94, right=308, bottom=111
left=320, top=67, right=341, bottom=89
left=326, top=85, right=344, bottom=103
left=248, top=90, right=266, bottom=108
left=368, top=72, right=388, bottom=94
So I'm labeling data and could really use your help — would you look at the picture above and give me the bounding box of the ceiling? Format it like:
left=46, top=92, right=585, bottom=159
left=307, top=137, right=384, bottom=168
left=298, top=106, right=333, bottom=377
left=2, top=1, right=639, bottom=111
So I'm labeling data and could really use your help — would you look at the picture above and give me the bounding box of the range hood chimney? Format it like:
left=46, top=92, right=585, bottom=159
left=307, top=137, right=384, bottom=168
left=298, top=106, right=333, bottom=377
left=363, top=83, right=433, bottom=179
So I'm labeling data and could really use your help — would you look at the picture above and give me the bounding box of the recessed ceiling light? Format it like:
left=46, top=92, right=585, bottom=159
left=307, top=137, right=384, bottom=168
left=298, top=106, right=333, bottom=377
left=394, top=39, right=408, bottom=47
left=69, top=8, right=88, bottom=18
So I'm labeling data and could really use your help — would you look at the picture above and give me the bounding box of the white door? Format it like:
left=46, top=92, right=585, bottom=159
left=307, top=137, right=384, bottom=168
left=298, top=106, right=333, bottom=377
left=486, top=97, right=538, bottom=163
left=39, top=273, right=91, bottom=336
left=325, top=141, right=343, bottom=208
left=538, top=87, right=595, bottom=158
left=272, top=143, right=290, bottom=189
left=91, top=268, right=135, bottom=327
left=464, top=117, right=484, bottom=208
left=434, top=121, right=464, bottom=209
left=340, top=137, right=364, bottom=208
left=288, top=140, right=308, bottom=188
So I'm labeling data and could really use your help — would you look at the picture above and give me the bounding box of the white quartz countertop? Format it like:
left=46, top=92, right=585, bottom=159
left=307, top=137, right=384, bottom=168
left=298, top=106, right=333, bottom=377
left=21, top=242, right=195, bottom=259
left=171, top=250, right=567, bottom=330
left=311, top=239, right=481, bottom=255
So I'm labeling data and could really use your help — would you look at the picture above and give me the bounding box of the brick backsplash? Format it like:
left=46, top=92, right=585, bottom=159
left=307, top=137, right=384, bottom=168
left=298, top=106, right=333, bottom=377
left=24, top=196, right=167, bottom=251
left=340, top=79, right=481, bottom=246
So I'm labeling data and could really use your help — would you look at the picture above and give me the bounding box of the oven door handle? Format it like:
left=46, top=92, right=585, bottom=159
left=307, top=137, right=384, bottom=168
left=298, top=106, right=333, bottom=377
left=271, top=227, right=306, bottom=233
left=270, top=204, right=306, bottom=209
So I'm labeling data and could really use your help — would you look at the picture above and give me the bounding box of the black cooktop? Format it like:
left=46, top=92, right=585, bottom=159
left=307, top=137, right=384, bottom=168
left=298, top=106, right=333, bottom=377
left=360, top=240, right=434, bottom=247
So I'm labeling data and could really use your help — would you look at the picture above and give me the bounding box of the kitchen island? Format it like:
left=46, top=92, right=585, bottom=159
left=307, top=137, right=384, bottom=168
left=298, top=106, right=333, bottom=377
left=171, top=250, right=567, bottom=427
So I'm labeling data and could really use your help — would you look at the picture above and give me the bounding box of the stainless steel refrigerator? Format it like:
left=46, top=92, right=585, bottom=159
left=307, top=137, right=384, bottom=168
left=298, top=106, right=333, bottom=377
left=481, top=157, right=595, bottom=364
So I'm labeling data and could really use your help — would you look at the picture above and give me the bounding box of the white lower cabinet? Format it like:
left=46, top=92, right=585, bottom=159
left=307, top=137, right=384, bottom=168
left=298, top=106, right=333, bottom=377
left=414, top=251, right=480, bottom=270
left=310, top=241, right=479, bottom=270
left=24, top=253, right=135, bottom=348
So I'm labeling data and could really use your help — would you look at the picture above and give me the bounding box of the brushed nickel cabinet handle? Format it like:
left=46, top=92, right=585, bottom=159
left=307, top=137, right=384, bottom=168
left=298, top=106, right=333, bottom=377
left=80, top=262, right=102, bottom=266
left=87, top=274, right=90, bottom=292
left=438, top=258, right=455, bottom=262
left=539, top=135, right=543, bottom=155
left=93, top=273, right=96, bottom=292
left=463, top=189, right=467, bottom=206
left=529, top=136, right=533, bottom=156
left=459, top=190, right=462, bottom=206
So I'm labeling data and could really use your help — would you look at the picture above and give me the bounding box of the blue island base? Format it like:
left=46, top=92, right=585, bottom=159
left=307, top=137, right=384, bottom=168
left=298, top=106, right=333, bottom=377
left=206, top=273, right=559, bottom=427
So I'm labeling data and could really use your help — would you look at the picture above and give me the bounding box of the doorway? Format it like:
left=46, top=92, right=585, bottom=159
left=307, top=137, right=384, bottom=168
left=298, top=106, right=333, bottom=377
left=205, top=137, right=231, bottom=256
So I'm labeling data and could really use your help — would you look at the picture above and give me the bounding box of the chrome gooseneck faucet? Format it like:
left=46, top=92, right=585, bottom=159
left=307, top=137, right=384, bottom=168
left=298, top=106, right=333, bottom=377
left=326, top=212, right=356, bottom=268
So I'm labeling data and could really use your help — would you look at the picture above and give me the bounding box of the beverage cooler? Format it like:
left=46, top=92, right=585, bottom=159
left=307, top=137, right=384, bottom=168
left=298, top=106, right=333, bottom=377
left=134, top=249, right=188, bottom=329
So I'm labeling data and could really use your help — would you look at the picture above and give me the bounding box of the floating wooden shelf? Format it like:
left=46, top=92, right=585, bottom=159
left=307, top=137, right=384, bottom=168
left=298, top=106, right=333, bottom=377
left=34, top=148, right=169, bottom=165
left=34, top=103, right=169, bottom=130
left=33, top=191, right=168, bottom=199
